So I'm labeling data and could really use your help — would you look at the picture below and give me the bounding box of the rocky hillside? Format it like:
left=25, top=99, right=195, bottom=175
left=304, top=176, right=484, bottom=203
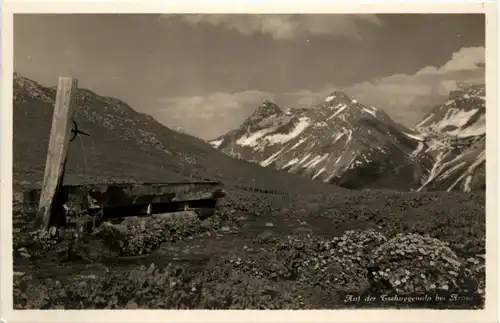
left=413, top=84, right=486, bottom=192
left=210, top=86, right=486, bottom=192
left=13, top=73, right=342, bottom=195
left=210, top=92, right=435, bottom=190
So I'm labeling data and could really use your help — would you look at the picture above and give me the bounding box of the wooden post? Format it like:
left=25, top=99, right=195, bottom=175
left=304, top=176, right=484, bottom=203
left=35, top=77, right=78, bottom=230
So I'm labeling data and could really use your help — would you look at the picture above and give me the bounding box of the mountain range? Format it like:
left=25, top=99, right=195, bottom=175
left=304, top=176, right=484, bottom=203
left=13, top=72, right=485, bottom=193
left=210, top=85, right=486, bottom=192
left=13, top=73, right=340, bottom=195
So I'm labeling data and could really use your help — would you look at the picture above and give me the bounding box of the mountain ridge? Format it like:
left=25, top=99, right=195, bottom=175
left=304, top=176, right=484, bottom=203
left=210, top=85, right=486, bottom=192
left=413, top=83, right=486, bottom=192
left=210, top=90, right=432, bottom=190
left=13, top=73, right=343, bottom=195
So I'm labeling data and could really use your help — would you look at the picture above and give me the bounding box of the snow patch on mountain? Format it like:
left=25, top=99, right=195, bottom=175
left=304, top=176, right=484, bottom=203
left=265, top=117, right=311, bottom=145
left=312, top=167, right=326, bottom=180
left=283, top=157, right=300, bottom=169
left=210, top=138, right=224, bottom=149
left=363, top=107, right=377, bottom=117
left=325, top=95, right=335, bottom=102
left=410, top=142, right=425, bottom=158
left=327, top=104, right=348, bottom=120
left=403, top=132, right=425, bottom=141
left=289, top=137, right=308, bottom=150
left=298, top=153, right=313, bottom=166
left=448, top=113, right=485, bottom=138
left=236, top=128, right=274, bottom=147
left=304, top=154, right=329, bottom=169
left=427, top=108, right=478, bottom=131
left=447, top=150, right=485, bottom=192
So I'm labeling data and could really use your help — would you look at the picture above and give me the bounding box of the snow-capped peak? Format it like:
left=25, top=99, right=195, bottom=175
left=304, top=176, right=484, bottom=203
left=254, top=100, right=282, bottom=117
left=449, top=83, right=485, bottom=100
left=241, top=100, right=286, bottom=132
left=324, top=90, right=351, bottom=103
left=410, top=84, right=486, bottom=193
left=415, top=84, right=485, bottom=138
left=210, top=87, right=427, bottom=189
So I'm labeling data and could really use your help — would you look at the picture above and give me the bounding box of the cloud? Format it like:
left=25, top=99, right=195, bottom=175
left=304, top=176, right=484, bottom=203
left=155, top=46, right=485, bottom=139
left=417, top=46, right=485, bottom=75
left=157, top=90, right=274, bottom=140
left=285, top=46, right=485, bottom=126
left=160, top=14, right=381, bottom=40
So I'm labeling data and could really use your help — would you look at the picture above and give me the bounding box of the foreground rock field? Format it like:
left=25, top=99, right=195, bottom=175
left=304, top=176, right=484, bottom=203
left=12, top=189, right=485, bottom=309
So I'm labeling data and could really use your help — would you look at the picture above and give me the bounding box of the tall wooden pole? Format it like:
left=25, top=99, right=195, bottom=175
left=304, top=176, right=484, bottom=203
left=35, top=77, right=78, bottom=230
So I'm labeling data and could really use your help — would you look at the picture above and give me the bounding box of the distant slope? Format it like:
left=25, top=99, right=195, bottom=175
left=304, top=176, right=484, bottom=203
left=210, top=92, right=434, bottom=190
left=13, top=73, right=343, bottom=195
left=413, top=84, right=486, bottom=192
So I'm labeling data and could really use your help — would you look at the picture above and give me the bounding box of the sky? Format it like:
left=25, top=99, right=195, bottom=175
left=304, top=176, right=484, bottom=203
left=14, top=14, right=485, bottom=140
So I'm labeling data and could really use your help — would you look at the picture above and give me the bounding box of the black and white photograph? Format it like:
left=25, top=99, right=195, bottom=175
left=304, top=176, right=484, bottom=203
left=3, top=5, right=497, bottom=318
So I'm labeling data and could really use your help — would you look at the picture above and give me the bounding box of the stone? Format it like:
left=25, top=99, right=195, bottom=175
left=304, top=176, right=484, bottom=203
left=19, top=250, right=31, bottom=258
left=258, top=230, right=274, bottom=240
left=293, top=227, right=313, bottom=234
